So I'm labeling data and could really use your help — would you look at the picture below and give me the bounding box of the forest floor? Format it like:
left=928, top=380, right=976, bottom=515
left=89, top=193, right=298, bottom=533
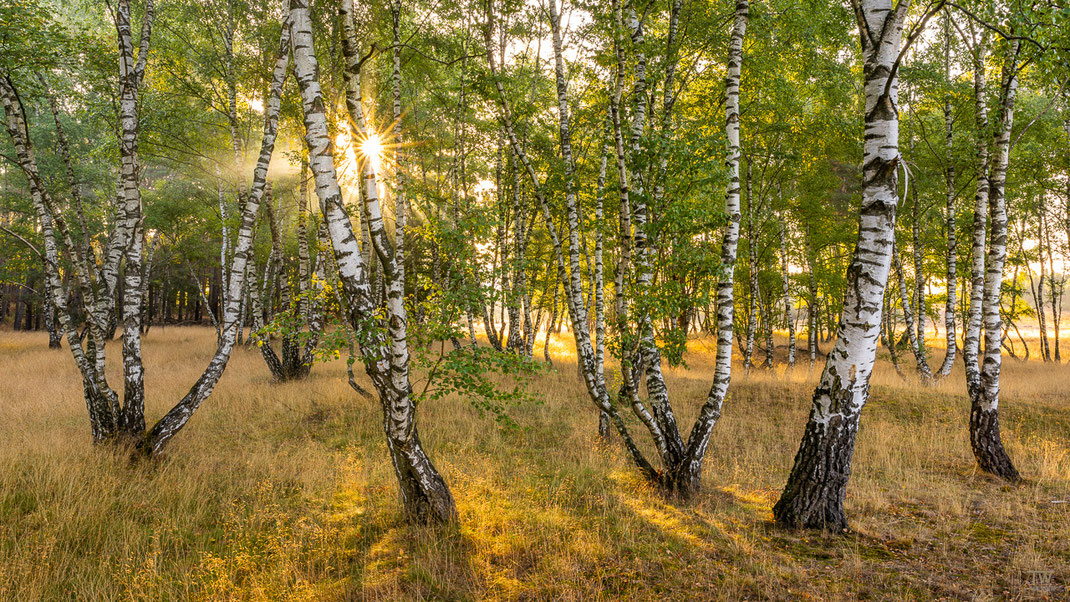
left=0, top=326, right=1068, bottom=600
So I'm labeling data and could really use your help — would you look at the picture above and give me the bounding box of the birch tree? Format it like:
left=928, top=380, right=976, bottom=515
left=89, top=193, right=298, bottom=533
left=773, top=0, right=937, bottom=530
left=290, top=0, right=456, bottom=523
left=485, top=0, right=748, bottom=495
left=953, top=12, right=1020, bottom=481
left=0, top=0, right=291, bottom=455
left=972, top=37, right=1021, bottom=480
left=936, top=9, right=957, bottom=377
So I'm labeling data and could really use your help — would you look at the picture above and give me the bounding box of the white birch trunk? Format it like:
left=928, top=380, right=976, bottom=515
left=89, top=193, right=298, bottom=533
left=144, top=8, right=290, bottom=455
left=774, top=0, right=907, bottom=530
left=667, top=0, right=748, bottom=493
left=299, top=0, right=456, bottom=522
left=973, top=40, right=1020, bottom=480
left=937, top=12, right=957, bottom=377
left=779, top=190, right=796, bottom=367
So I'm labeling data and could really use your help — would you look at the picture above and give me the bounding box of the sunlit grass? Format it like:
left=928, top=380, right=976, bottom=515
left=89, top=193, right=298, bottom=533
left=0, top=326, right=1067, bottom=599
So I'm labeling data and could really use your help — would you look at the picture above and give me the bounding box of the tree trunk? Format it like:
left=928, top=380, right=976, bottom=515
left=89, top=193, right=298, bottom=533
left=1043, top=209, right=1062, bottom=362
left=142, top=6, right=287, bottom=455
left=937, top=12, right=957, bottom=377
left=779, top=191, right=796, bottom=367
left=298, top=0, right=456, bottom=522
left=894, top=241, right=932, bottom=380
left=806, top=231, right=818, bottom=366
left=743, top=157, right=757, bottom=370
left=911, top=184, right=927, bottom=364
left=762, top=288, right=774, bottom=368
left=775, top=0, right=906, bottom=530
left=973, top=40, right=1020, bottom=481
left=962, top=32, right=990, bottom=407
left=663, top=0, right=747, bottom=495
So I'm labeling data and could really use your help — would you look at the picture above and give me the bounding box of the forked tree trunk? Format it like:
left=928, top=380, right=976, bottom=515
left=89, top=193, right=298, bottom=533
left=256, top=188, right=313, bottom=382
left=144, top=7, right=291, bottom=455
left=4, top=0, right=273, bottom=455
left=489, top=0, right=747, bottom=496
left=662, top=0, right=748, bottom=494
left=774, top=0, right=908, bottom=530
left=297, top=0, right=455, bottom=522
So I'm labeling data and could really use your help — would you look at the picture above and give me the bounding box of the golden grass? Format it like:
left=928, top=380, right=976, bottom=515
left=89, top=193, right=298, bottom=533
left=0, top=326, right=1067, bottom=600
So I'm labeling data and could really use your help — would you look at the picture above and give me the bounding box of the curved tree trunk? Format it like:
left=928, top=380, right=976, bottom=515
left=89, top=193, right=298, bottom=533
left=144, top=8, right=289, bottom=455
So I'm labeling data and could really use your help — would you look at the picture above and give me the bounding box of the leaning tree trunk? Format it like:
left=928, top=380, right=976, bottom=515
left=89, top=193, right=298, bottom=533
left=774, top=0, right=908, bottom=531
left=143, top=7, right=290, bottom=455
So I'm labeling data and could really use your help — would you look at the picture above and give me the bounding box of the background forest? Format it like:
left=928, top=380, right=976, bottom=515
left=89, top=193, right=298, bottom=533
left=1, top=0, right=1069, bottom=598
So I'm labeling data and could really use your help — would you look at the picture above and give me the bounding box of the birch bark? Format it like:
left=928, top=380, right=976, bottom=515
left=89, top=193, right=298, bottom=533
left=144, top=7, right=291, bottom=455
left=296, top=0, right=456, bottom=522
left=487, top=0, right=747, bottom=495
left=973, top=40, right=1020, bottom=481
left=937, top=12, right=957, bottom=377
left=667, top=0, right=749, bottom=493
left=780, top=201, right=796, bottom=367
left=962, top=31, right=989, bottom=403
left=774, top=0, right=907, bottom=530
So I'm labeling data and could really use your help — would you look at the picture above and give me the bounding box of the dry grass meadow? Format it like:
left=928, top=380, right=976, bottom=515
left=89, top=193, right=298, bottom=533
left=0, top=326, right=1068, bottom=600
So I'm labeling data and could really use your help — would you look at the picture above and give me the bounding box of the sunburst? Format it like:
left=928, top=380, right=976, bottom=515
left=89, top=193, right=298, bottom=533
left=360, top=133, right=384, bottom=174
